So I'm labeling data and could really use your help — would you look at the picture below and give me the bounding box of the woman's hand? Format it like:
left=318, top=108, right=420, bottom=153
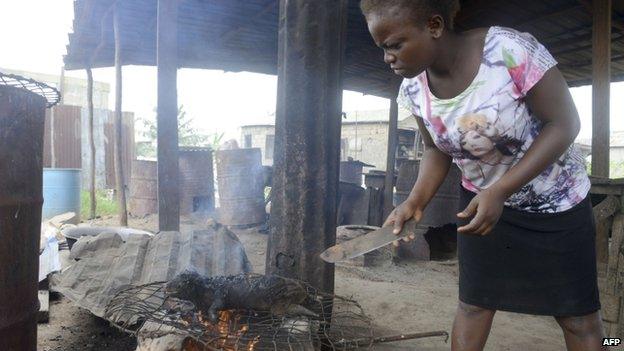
left=384, top=200, right=423, bottom=246
left=457, top=187, right=507, bottom=235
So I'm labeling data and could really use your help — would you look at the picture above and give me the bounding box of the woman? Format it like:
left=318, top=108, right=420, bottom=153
left=359, top=1, right=606, bottom=350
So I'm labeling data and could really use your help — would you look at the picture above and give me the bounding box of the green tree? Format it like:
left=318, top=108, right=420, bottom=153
left=136, top=105, right=225, bottom=158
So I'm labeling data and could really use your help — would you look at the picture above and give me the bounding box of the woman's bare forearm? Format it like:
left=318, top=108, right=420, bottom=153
left=406, top=146, right=453, bottom=210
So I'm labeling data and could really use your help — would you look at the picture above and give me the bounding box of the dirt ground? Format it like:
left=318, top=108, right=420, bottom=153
left=38, top=214, right=576, bottom=351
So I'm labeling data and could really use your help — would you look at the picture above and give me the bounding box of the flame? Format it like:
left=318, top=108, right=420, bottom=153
left=182, top=310, right=258, bottom=351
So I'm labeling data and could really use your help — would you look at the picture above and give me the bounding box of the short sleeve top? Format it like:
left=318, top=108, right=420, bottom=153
left=397, top=26, right=590, bottom=213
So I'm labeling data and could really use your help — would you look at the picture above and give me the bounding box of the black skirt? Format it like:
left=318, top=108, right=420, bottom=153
left=458, top=187, right=601, bottom=317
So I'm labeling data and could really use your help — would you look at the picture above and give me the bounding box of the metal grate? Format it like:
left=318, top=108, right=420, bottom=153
left=0, top=72, right=61, bottom=108
left=105, top=274, right=448, bottom=350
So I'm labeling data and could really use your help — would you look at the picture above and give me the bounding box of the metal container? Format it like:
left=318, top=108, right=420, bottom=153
left=0, top=85, right=46, bottom=351
left=216, top=148, right=265, bottom=226
left=395, top=159, right=420, bottom=193
left=179, top=147, right=215, bottom=214
left=364, top=170, right=387, bottom=189
left=340, top=159, right=374, bottom=185
left=42, top=168, right=81, bottom=223
left=129, top=160, right=158, bottom=217
left=394, top=160, right=461, bottom=227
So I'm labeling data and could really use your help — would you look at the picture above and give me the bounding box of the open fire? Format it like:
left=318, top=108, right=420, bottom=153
left=105, top=274, right=447, bottom=350
left=179, top=310, right=260, bottom=351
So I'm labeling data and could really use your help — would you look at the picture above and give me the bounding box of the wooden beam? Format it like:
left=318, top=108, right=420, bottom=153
left=157, top=0, right=180, bottom=231
left=113, top=5, right=128, bottom=226
left=579, top=0, right=624, bottom=31
left=591, top=0, right=612, bottom=178
left=383, top=100, right=398, bottom=219
left=515, top=4, right=584, bottom=31
left=218, top=1, right=277, bottom=44
left=86, top=66, right=97, bottom=219
left=606, top=213, right=624, bottom=294
left=593, top=195, right=620, bottom=222
left=552, top=33, right=623, bottom=56
left=560, top=53, right=624, bottom=69
left=266, top=0, right=348, bottom=294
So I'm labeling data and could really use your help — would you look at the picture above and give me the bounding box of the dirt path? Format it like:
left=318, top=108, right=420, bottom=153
left=38, top=215, right=570, bottom=350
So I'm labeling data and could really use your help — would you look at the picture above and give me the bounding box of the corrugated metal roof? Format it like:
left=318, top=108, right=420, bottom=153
left=64, top=0, right=624, bottom=98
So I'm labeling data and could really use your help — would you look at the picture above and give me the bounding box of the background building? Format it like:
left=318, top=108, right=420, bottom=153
left=240, top=108, right=416, bottom=170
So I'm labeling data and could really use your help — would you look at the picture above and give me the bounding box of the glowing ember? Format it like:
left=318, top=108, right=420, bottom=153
left=182, top=310, right=258, bottom=351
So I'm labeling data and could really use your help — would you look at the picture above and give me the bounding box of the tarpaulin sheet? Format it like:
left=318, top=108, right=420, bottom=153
left=54, top=222, right=252, bottom=317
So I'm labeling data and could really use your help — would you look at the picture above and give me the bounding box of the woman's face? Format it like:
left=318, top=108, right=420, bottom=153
left=461, top=130, right=494, bottom=157
left=366, top=10, right=438, bottom=78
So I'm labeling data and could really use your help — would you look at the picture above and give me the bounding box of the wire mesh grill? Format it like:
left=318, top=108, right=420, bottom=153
left=0, top=72, right=61, bottom=108
left=105, top=275, right=377, bottom=350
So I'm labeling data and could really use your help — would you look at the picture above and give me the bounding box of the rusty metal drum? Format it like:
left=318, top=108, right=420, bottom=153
left=179, top=147, right=215, bottom=215
left=364, top=170, right=387, bottom=189
left=129, top=160, right=158, bottom=216
left=395, top=160, right=461, bottom=227
left=216, top=148, right=265, bottom=226
left=339, top=159, right=374, bottom=186
left=0, top=84, right=48, bottom=351
left=395, top=159, right=420, bottom=195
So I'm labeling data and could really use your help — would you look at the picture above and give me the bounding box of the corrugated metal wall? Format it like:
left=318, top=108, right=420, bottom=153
left=43, top=105, right=134, bottom=190
left=44, top=105, right=82, bottom=168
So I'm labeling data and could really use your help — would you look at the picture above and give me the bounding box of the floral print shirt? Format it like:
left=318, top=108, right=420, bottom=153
left=398, top=26, right=590, bottom=213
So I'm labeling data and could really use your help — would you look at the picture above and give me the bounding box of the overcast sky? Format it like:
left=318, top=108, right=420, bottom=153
left=1, top=0, right=621, bottom=141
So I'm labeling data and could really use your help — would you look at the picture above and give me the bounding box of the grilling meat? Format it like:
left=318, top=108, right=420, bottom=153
left=164, top=271, right=314, bottom=323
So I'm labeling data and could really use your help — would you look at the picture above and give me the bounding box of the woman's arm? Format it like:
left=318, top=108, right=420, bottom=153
left=458, top=67, right=581, bottom=234
left=387, top=115, right=453, bottom=234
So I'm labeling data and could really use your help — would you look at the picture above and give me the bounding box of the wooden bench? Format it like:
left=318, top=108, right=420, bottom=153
left=590, top=177, right=624, bottom=336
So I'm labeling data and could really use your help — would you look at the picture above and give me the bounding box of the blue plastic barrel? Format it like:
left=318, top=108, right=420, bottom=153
left=42, top=168, right=81, bottom=223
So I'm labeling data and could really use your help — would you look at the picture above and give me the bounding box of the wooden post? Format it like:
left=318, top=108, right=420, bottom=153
left=86, top=67, right=97, bottom=219
left=265, top=0, right=348, bottom=294
left=59, top=66, right=65, bottom=105
left=113, top=6, right=128, bottom=226
left=383, top=100, right=399, bottom=219
left=591, top=0, right=611, bottom=178
left=157, top=0, right=180, bottom=231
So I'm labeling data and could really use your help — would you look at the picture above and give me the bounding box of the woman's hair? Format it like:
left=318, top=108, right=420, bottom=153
left=360, top=0, right=461, bottom=30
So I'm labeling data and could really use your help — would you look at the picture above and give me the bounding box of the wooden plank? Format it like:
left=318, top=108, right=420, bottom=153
left=619, top=293, right=624, bottom=338
left=383, top=100, right=399, bottom=219
left=596, top=217, right=612, bottom=275
left=590, top=184, right=624, bottom=195
left=594, top=196, right=618, bottom=270
left=37, top=290, right=49, bottom=324
left=591, top=0, right=612, bottom=178
left=157, top=0, right=180, bottom=231
left=593, top=195, right=620, bottom=222
left=590, top=176, right=624, bottom=186
left=607, top=214, right=624, bottom=293
left=602, top=292, right=621, bottom=323
left=611, top=270, right=624, bottom=337
left=113, top=6, right=128, bottom=226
